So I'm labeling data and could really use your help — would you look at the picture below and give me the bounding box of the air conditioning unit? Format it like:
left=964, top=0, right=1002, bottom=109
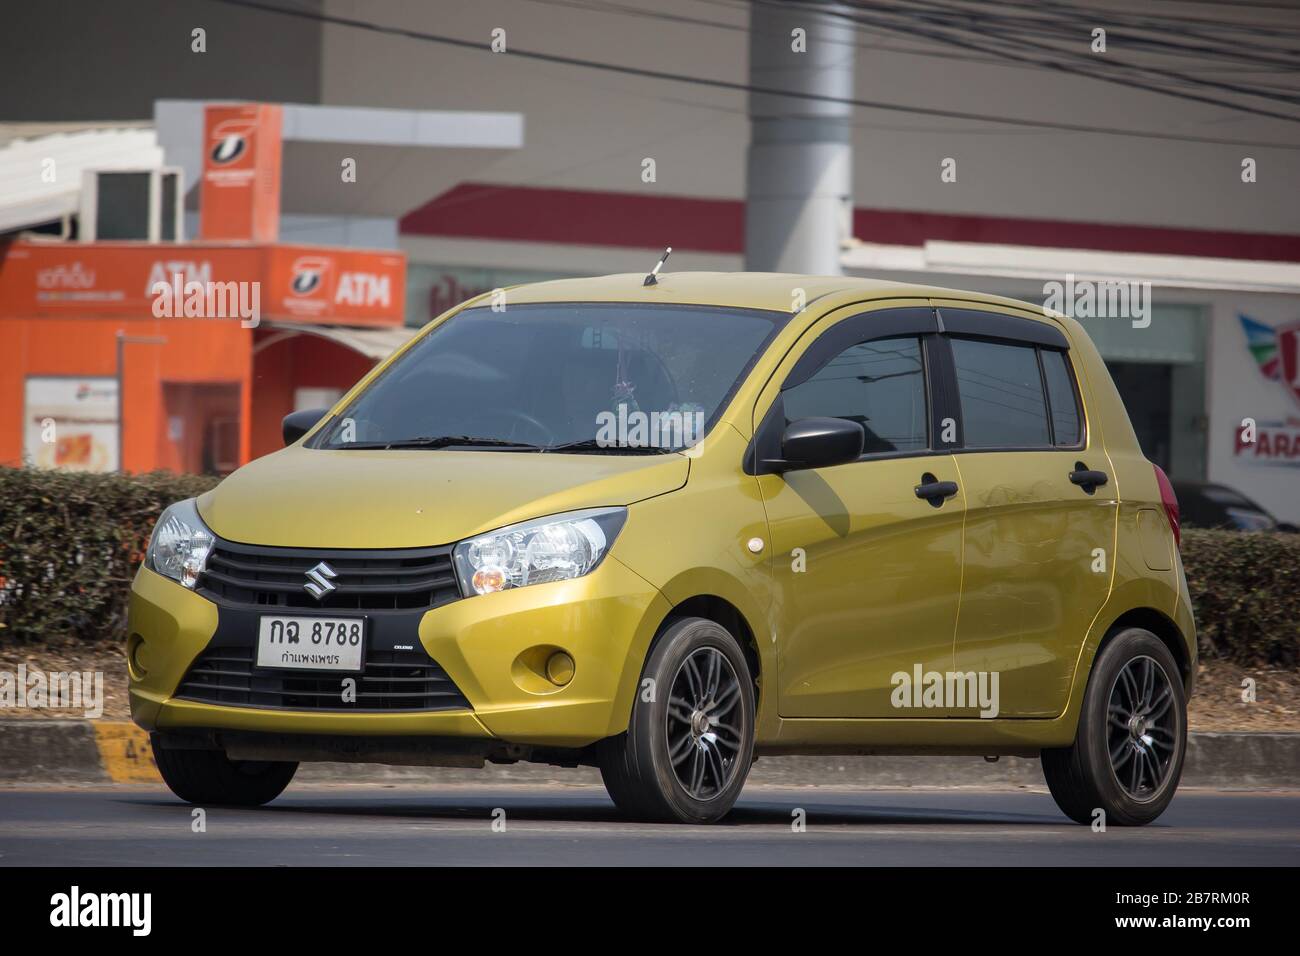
left=79, top=167, right=183, bottom=241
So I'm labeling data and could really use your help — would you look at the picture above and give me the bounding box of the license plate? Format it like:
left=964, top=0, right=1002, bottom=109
left=256, top=616, right=365, bottom=672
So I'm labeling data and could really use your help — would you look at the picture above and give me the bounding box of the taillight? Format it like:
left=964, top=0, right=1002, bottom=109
left=1153, top=464, right=1180, bottom=549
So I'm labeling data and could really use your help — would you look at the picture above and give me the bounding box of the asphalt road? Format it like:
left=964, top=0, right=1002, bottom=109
left=0, top=786, right=1296, bottom=866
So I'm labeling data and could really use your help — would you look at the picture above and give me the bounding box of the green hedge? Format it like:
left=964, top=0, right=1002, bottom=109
left=0, top=468, right=219, bottom=648
left=1180, top=528, right=1299, bottom=668
left=0, top=468, right=1297, bottom=666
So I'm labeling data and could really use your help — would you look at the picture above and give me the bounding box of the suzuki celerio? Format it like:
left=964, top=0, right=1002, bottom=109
left=130, top=273, right=1194, bottom=825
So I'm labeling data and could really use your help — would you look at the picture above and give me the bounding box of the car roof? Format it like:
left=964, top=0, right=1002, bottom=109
left=1174, top=480, right=1264, bottom=502
left=492, top=272, right=1048, bottom=317
left=1173, top=479, right=1248, bottom=496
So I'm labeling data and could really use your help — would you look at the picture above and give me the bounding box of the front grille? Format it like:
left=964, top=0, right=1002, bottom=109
left=175, top=645, right=471, bottom=712
left=198, top=541, right=461, bottom=610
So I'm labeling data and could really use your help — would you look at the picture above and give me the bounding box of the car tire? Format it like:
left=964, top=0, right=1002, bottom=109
left=1042, top=627, right=1187, bottom=826
left=599, top=616, right=756, bottom=824
left=152, top=735, right=298, bottom=807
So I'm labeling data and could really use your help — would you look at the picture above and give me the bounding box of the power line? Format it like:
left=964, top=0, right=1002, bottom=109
left=901, top=0, right=1300, bottom=104
left=897, top=0, right=1300, bottom=45
left=537, top=0, right=1300, bottom=80
left=820, top=0, right=1300, bottom=72
left=893, top=0, right=1300, bottom=63
left=782, top=0, right=1300, bottom=122
left=205, top=0, right=1300, bottom=150
left=1008, top=0, right=1300, bottom=38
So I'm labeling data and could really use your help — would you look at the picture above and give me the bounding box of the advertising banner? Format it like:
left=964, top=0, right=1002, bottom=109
left=0, top=242, right=405, bottom=327
left=198, top=103, right=283, bottom=242
left=1209, top=304, right=1300, bottom=525
left=23, top=376, right=119, bottom=472
left=1232, top=314, right=1300, bottom=469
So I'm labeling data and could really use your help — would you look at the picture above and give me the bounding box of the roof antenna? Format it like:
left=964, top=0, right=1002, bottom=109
left=643, top=246, right=672, bottom=286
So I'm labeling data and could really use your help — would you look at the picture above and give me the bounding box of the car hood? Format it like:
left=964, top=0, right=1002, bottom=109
left=197, top=446, right=689, bottom=549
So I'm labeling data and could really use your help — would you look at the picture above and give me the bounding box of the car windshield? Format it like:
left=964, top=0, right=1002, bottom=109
left=312, top=303, right=788, bottom=453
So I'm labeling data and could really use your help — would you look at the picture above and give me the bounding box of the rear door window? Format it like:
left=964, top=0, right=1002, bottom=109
left=950, top=337, right=1050, bottom=448
left=1040, top=349, right=1082, bottom=447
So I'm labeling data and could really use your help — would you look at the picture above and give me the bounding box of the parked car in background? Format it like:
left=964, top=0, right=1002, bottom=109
left=1172, top=480, right=1298, bottom=533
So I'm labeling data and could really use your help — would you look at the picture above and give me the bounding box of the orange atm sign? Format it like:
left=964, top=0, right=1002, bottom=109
left=0, top=242, right=406, bottom=327
left=272, top=249, right=399, bottom=319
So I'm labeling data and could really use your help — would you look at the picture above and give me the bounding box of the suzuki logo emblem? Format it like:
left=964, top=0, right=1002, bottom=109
left=304, top=561, right=338, bottom=600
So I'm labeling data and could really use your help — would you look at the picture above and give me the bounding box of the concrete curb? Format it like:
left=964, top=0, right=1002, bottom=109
left=2, top=720, right=1297, bottom=789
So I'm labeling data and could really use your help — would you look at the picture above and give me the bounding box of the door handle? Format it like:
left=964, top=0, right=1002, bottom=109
left=915, top=473, right=958, bottom=506
left=1069, top=462, right=1109, bottom=493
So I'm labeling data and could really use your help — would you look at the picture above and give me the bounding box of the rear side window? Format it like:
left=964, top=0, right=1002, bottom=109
left=783, top=336, right=928, bottom=455
left=950, top=338, right=1050, bottom=448
left=1040, top=349, right=1082, bottom=446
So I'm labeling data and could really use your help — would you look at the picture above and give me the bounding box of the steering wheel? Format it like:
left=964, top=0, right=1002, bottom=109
left=476, top=408, right=556, bottom=445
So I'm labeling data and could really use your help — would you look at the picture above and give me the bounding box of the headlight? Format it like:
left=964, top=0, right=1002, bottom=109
left=146, top=498, right=215, bottom=589
left=453, top=507, right=627, bottom=596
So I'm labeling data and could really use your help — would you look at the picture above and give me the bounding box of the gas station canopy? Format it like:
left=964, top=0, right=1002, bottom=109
left=155, top=99, right=524, bottom=218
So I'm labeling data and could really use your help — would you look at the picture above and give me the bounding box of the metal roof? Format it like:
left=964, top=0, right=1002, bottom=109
left=154, top=100, right=524, bottom=219
left=0, top=124, right=161, bottom=234
left=842, top=241, right=1300, bottom=295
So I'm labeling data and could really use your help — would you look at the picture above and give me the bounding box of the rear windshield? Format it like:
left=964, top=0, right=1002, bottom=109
left=312, top=302, right=787, bottom=452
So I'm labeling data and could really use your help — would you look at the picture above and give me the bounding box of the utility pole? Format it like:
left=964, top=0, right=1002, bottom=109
left=115, top=331, right=167, bottom=473
left=746, top=2, right=855, bottom=275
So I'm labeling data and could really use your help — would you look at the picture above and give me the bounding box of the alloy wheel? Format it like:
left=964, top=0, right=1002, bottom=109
left=1106, top=655, right=1179, bottom=800
left=665, top=646, right=745, bottom=800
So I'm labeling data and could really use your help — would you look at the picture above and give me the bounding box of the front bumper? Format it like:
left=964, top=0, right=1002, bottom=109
left=128, top=555, right=672, bottom=749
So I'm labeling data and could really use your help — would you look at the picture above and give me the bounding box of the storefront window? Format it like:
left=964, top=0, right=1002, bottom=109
left=1078, top=304, right=1207, bottom=480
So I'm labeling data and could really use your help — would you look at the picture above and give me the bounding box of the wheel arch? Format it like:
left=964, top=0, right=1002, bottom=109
left=659, top=595, right=763, bottom=706
left=1099, top=606, right=1194, bottom=693
left=1059, top=579, right=1195, bottom=739
left=597, top=593, right=766, bottom=759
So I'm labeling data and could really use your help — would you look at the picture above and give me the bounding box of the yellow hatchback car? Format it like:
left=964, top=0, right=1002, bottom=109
left=129, top=273, right=1194, bottom=825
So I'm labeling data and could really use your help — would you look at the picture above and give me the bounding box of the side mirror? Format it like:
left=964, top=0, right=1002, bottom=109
left=282, top=407, right=329, bottom=446
left=766, top=417, right=864, bottom=473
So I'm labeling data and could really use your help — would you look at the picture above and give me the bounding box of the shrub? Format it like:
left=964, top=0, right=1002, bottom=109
left=0, top=468, right=1297, bottom=667
left=0, top=467, right=219, bottom=648
left=1181, top=527, right=1299, bottom=668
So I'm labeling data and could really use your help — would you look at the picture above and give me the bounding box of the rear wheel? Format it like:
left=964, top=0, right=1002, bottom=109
left=599, top=617, right=756, bottom=824
left=1042, top=628, right=1187, bottom=826
left=153, top=735, right=298, bottom=807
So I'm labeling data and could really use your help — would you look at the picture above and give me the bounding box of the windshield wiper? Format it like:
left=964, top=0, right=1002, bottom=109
left=543, top=439, right=676, bottom=455
left=331, top=435, right=543, bottom=451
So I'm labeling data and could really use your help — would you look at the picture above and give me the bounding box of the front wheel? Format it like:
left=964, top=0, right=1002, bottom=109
left=1043, top=628, right=1187, bottom=826
left=599, top=617, right=756, bottom=824
left=153, top=735, right=298, bottom=807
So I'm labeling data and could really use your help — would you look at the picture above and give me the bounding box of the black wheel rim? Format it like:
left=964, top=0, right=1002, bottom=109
left=1107, top=655, right=1179, bottom=800
left=665, top=647, right=745, bottom=801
